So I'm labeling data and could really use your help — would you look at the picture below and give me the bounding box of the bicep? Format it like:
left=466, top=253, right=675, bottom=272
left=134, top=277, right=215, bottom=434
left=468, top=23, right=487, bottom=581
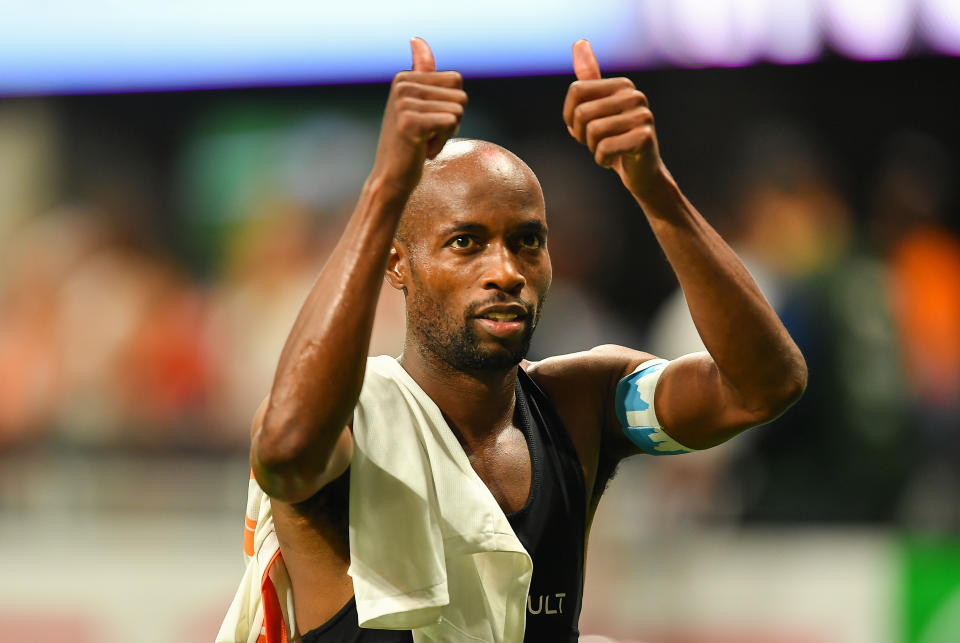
left=596, top=346, right=765, bottom=460
left=533, top=345, right=659, bottom=463
left=652, top=352, right=765, bottom=450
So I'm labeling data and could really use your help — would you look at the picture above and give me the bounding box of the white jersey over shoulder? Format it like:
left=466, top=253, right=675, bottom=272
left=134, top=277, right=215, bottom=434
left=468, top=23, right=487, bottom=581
left=217, top=355, right=533, bottom=643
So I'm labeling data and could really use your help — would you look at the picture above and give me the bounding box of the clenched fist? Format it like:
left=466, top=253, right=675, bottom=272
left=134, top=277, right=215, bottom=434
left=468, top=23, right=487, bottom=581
left=563, top=40, right=666, bottom=201
left=370, top=38, right=468, bottom=200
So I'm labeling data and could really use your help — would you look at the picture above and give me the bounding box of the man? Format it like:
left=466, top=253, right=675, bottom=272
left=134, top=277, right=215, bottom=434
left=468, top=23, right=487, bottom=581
left=231, top=38, right=807, bottom=642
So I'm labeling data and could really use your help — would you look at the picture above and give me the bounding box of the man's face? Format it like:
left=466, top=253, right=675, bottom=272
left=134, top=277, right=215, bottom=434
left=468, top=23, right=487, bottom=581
left=395, top=144, right=552, bottom=373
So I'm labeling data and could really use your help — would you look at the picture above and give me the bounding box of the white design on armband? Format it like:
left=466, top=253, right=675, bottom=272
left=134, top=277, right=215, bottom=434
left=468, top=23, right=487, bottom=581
left=615, top=359, right=696, bottom=455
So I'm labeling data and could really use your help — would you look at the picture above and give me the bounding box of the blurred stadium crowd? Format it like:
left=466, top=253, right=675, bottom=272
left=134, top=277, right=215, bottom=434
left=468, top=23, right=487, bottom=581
left=0, top=59, right=957, bottom=532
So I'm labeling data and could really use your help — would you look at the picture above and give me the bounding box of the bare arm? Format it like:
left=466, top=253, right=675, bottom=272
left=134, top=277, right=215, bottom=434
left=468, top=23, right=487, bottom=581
left=562, top=40, right=806, bottom=453
left=252, top=39, right=467, bottom=502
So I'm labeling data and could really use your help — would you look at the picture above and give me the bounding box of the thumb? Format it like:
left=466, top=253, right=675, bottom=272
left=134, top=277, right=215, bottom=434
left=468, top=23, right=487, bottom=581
left=572, top=39, right=601, bottom=80
left=411, top=37, right=436, bottom=72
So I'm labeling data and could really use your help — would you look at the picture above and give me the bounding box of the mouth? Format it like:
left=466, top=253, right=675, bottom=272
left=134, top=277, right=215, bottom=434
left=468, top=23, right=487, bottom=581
left=480, top=311, right=522, bottom=322
left=472, top=305, right=531, bottom=338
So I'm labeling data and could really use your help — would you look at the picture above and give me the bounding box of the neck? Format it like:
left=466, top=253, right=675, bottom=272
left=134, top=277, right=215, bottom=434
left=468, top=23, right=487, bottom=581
left=399, top=342, right=518, bottom=451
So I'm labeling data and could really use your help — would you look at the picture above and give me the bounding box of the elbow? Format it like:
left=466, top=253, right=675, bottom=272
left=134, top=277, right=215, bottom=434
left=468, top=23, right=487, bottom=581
left=255, top=383, right=358, bottom=467
left=255, top=394, right=329, bottom=467
left=783, top=347, right=809, bottom=405
left=251, top=416, right=310, bottom=501
left=251, top=378, right=361, bottom=502
left=254, top=413, right=310, bottom=473
left=752, top=352, right=808, bottom=425
left=775, top=359, right=808, bottom=416
left=251, top=411, right=342, bottom=503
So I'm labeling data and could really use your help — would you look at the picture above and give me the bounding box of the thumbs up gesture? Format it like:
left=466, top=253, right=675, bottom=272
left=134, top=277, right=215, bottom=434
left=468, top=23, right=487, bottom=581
left=371, top=38, right=468, bottom=201
left=563, top=40, right=665, bottom=200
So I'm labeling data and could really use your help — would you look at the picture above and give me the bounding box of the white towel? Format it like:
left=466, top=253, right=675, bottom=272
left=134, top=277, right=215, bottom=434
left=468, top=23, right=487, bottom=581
left=217, top=356, right=532, bottom=643
left=350, top=355, right=532, bottom=641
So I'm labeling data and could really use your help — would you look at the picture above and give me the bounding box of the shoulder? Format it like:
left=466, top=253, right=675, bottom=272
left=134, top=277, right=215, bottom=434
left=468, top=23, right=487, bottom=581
left=523, top=344, right=658, bottom=400
left=521, top=345, right=661, bottom=488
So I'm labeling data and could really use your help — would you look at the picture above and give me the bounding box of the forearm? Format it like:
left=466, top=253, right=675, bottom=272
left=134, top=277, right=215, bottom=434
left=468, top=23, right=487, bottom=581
left=250, top=39, right=465, bottom=501
left=563, top=40, right=805, bottom=453
left=253, top=177, right=405, bottom=496
left=637, top=166, right=807, bottom=415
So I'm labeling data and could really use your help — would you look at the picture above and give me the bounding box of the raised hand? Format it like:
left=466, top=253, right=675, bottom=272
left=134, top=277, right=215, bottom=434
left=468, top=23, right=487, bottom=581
left=371, top=37, right=468, bottom=200
left=563, top=40, right=664, bottom=200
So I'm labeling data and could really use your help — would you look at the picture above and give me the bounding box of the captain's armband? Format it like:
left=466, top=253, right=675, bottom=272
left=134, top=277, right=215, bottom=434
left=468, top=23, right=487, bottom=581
left=614, top=359, right=696, bottom=455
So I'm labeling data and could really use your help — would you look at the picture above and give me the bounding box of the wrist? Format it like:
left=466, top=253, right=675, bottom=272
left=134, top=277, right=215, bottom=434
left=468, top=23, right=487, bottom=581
left=362, top=172, right=413, bottom=214
left=631, top=164, right=686, bottom=221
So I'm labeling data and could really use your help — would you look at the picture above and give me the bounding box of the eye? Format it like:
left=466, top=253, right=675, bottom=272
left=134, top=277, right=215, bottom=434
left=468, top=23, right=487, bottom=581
left=448, top=235, right=477, bottom=250
left=519, top=233, right=543, bottom=249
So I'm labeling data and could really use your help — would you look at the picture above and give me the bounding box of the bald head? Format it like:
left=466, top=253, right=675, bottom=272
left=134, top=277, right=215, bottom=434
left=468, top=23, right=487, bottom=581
left=396, top=139, right=545, bottom=246
left=386, top=139, right=552, bottom=374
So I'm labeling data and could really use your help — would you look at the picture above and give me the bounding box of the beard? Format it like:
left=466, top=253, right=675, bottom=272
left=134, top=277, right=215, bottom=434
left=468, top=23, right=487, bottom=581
left=406, top=287, right=545, bottom=374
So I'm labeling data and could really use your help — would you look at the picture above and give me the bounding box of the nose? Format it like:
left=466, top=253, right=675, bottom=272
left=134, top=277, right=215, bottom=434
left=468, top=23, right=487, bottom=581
left=483, top=243, right=525, bottom=295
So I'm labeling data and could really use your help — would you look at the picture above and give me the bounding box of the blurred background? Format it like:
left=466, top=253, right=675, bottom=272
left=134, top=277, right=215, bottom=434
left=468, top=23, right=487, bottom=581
left=1, top=1, right=959, bottom=642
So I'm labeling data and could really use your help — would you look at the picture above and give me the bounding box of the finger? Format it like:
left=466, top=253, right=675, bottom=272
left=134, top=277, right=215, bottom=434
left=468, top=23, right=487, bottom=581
left=426, top=123, right=458, bottom=159
left=401, top=110, right=457, bottom=134
left=396, top=97, right=465, bottom=118
left=411, top=37, right=436, bottom=72
left=562, top=77, right=635, bottom=130
left=569, top=89, right=647, bottom=144
left=572, top=39, right=601, bottom=81
left=393, top=70, right=463, bottom=89
left=595, top=128, right=654, bottom=168
left=393, top=81, right=467, bottom=104
left=584, top=107, right=653, bottom=154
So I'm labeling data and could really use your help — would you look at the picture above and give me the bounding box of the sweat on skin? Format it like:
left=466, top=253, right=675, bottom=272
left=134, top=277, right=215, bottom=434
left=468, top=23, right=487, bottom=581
left=393, top=139, right=551, bottom=377
left=238, top=36, right=807, bottom=640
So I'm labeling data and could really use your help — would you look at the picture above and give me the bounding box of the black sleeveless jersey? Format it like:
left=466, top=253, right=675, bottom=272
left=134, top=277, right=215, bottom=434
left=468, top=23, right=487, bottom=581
left=301, top=366, right=587, bottom=642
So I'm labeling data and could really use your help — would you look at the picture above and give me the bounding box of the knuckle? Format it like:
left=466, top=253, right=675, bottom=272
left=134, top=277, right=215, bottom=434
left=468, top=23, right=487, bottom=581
left=616, top=76, right=636, bottom=89
left=629, top=89, right=648, bottom=106
left=397, top=112, right=416, bottom=132
left=573, top=103, right=589, bottom=124
left=433, top=115, right=456, bottom=133
left=585, top=119, right=602, bottom=140
left=444, top=71, right=463, bottom=87
left=631, top=106, right=653, bottom=124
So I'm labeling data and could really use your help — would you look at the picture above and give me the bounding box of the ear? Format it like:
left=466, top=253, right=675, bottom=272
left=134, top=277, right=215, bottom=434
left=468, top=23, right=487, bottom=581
left=385, top=243, right=407, bottom=292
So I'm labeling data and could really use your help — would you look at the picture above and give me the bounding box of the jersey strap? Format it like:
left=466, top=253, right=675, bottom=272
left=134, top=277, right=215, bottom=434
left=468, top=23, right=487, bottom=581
left=614, top=359, right=696, bottom=456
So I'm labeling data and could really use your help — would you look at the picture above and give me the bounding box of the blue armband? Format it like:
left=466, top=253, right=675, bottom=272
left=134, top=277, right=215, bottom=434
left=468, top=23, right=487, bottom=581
left=615, top=359, right=696, bottom=455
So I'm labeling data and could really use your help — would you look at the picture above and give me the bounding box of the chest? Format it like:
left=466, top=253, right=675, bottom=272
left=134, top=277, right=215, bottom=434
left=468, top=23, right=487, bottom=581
left=464, top=424, right=531, bottom=514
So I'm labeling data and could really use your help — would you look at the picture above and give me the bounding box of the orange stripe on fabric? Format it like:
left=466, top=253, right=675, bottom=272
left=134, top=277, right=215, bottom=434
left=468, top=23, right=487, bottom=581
left=244, top=516, right=257, bottom=557
left=261, top=550, right=287, bottom=643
